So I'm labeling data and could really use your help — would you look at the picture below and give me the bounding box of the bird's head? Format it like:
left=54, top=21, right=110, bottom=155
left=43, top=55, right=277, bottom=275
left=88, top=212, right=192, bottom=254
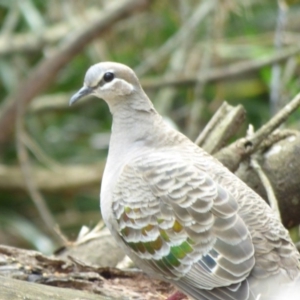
left=69, top=62, right=141, bottom=107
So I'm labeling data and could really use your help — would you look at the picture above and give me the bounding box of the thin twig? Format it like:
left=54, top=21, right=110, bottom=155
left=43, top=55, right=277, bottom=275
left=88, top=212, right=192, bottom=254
left=134, top=0, right=216, bottom=76
left=247, top=91, right=300, bottom=153
left=15, top=80, right=64, bottom=246
left=153, top=2, right=197, bottom=116
left=75, top=221, right=105, bottom=246
left=259, top=129, right=298, bottom=150
left=187, top=11, right=215, bottom=139
left=215, top=91, right=300, bottom=171
left=247, top=125, right=282, bottom=221
left=251, top=157, right=282, bottom=221
left=195, top=103, right=231, bottom=146
left=0, top=7, right=111, bottom=56
left=21, top=132, right=60, bottom=170
left=195, top=102, right=245, bottom=154
left=26, top=42, right=300, bottom=114
left=141, top=43, right=300, bottom=90
left=0, top=3, right=19, bottom=36
left=270, top=0, right=288, bottom=115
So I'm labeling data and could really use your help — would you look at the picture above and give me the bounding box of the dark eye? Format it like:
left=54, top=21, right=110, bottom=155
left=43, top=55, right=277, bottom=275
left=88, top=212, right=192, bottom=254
left=103, top=72, right=114, bottom=82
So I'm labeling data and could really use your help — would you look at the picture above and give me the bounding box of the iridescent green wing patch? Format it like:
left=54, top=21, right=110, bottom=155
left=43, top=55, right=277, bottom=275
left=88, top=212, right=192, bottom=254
left=112, top=151, right=254, bottom=285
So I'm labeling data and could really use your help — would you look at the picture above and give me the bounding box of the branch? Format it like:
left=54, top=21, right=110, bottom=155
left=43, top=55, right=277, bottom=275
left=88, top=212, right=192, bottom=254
left=247, top=125, right=281, bottom=221
left=250, top=157, right=282, bottom=221
left=196, top=99, right=300, bottom=228
left=235, top=132, right=300, bottom=228
left=215, top=91, right=300, bottom=171
left=269, top=0, right=288, bottom=115
left=0, top=0, right=150, bottom=145
left=194, top=102, right=246, bottom=153
left=248, top=91, right=300, bottom=152
left=0, top=163, right=104, bottom=191
left=16, top=111, right=61, bottom=243
left=141, top=44, right=300, bottom=90
left=134, top=0, right=216, bottom=76
left=1, top=276, right=110, bottom=300
left=0, top=8, right=105, bottom=56
left=27, top=42, right=300, bottom=115
left=0, top=245, right=174, bottom=300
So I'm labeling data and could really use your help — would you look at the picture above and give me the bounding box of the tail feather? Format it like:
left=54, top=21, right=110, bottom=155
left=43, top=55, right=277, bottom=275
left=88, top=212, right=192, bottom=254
left=173, top=279, right=252, bottom=300
left=173, top=272, right=300, bottom=300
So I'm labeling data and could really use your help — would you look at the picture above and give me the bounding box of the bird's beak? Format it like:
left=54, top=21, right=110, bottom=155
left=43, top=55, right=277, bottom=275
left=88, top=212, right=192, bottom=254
left=69, top=86, right=93, bottom=106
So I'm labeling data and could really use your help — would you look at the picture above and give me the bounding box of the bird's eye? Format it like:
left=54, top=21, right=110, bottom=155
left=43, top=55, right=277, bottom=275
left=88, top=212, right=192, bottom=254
left=103, top=72, right=114, bottom=83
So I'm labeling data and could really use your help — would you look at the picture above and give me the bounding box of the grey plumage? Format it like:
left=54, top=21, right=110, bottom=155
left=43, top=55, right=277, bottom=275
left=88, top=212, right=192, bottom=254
left=70, top=62, right=300, bottom=300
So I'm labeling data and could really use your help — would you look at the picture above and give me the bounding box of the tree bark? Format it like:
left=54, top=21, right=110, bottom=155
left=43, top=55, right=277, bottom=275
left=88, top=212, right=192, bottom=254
left=1, top=276, right=116, bottom=300
left=0, top=245, right=174, bottom=300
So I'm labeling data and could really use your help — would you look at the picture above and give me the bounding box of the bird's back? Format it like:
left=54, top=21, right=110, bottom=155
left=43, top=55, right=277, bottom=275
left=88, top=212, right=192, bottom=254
left=106, top=127, right=299, bottom=299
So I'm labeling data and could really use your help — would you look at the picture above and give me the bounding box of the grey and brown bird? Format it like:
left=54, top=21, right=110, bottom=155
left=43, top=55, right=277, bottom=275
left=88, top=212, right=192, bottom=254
left=70, top=62, right=300, bottom=300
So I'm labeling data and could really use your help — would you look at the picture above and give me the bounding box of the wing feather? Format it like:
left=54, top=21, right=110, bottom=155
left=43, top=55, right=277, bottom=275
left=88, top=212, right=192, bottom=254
left=112, top=151, right=255, bottom=292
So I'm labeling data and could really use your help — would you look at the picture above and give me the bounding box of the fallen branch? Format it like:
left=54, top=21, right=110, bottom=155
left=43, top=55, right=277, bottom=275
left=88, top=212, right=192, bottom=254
left=0, top=245, right=174, bottom=300
left=1, top=276, right=110, bottom=300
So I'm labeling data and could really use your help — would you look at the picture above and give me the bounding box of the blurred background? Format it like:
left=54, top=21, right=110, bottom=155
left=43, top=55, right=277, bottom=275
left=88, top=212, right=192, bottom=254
left=0, top=0, right=300, bottom=254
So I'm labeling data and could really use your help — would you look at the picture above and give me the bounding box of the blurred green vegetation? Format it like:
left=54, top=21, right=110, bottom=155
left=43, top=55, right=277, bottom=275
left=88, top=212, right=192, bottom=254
left=0, top=0, right=299, bottom=253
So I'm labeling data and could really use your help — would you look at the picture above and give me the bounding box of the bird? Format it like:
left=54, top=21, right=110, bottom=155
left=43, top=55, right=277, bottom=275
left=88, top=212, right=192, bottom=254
left=70, top=62, right=300, bottom=300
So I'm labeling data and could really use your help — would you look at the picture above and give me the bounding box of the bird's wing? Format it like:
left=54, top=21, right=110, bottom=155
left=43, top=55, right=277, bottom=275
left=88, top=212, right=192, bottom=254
left=112, top=150, right=255, bottom=298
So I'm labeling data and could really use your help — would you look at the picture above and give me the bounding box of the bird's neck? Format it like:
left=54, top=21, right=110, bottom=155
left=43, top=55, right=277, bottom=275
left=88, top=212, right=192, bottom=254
left=107, top=91, right=189, bottom=164
left=108, top=91, right=161, bottom=146
left=110, top=105, right=161, bottom=147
